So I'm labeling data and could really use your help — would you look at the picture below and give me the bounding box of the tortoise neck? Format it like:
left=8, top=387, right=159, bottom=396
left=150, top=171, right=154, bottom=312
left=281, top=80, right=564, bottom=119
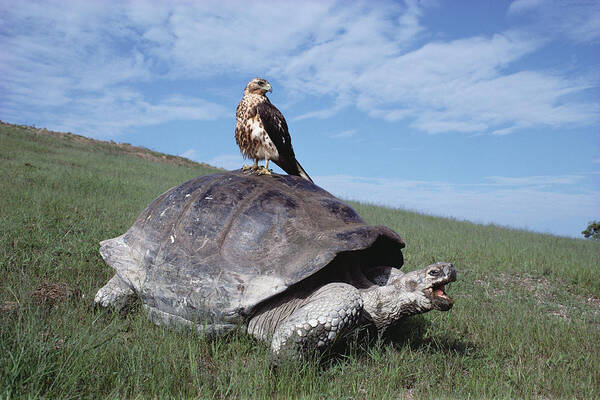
left=360, top=283, right=426, bottom=333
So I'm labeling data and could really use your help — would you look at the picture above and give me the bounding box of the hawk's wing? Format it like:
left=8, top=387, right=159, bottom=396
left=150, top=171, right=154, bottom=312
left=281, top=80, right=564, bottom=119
left=256, top=102, right=299, bottom=175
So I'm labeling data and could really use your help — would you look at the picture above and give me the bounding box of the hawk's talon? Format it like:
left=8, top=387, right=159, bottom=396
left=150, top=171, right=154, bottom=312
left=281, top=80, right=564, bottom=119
left=256, top=166, right=272, bottom=175
left=242, top=160, right=260, bottom=173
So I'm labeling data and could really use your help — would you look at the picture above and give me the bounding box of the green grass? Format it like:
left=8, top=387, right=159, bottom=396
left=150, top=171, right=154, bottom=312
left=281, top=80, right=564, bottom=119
left=1, top=121, right=598, bottom=399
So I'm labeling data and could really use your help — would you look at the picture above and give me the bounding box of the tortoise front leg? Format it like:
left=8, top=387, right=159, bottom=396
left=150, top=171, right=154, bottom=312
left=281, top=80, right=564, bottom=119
left=270, top=282, right=363, bottom=362
left=94, top=274, right=135, bottom=310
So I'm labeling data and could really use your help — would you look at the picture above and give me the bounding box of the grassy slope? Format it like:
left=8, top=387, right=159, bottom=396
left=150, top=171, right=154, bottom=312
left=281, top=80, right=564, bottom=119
left=1, top=122, right=598, bottom=399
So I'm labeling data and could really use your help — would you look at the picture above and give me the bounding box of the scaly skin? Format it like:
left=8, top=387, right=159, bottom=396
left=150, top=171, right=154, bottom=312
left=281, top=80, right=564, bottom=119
left=270, top=283, right=362, bottom=358
left=94, top=274, right=135, bottom=310
left=247, top=262, right=456, bottom=361
left=95, top=262, right=456, bottom=361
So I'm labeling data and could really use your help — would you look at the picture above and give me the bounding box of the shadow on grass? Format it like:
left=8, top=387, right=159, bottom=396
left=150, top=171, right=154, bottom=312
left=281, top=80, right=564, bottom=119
left=312, top=316, right=478, bottom=371
left=386, top=316, right=477, bottom=356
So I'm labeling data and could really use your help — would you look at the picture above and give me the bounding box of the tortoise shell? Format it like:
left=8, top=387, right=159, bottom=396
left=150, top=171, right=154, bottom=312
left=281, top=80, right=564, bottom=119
left=99, top=171, right=405, bottom=325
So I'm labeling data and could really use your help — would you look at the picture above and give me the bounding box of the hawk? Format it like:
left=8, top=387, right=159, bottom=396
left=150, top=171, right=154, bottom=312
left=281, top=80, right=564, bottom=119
left=235, top=78, right=313, bottom=183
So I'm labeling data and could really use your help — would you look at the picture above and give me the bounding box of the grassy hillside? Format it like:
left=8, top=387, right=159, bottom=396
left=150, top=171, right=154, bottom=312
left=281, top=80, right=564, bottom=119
left=1, top=121, right=598, bottom=399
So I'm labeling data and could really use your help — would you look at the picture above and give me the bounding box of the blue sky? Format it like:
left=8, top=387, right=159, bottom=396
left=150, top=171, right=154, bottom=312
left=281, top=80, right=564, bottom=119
left=1, top=0, right=598, bottom=238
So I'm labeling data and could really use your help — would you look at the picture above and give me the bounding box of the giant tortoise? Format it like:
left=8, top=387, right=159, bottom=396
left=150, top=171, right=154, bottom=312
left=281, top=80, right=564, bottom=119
left=94, top=170, right=456, bottom=360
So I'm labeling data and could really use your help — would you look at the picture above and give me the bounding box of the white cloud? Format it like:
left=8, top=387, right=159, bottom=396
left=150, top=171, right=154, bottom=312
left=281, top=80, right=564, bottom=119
left=316, top=174, right=599, bottom=237
left=24, top=89, right=228, bottom=137
left=484, top=175, right=585, bottom=186
left=508, top=0, right=600, bottom=43
left=508, top=0, right=545, bottom=14
left=207, top=154, right=245, bottom=170
left=0, top=0, right=229, bottom=136
left=0, top=0, right=597, bottom=138
left=282, top=10, right=597, bottom=135
left=491, top=126, right=518, bottom=136
left=352, top=33, right=598, bottom=134
left=182, top=150, right=245, bottom=170
left=330, top=129, right=357, bottom=139
left=294, top=100, right=350, bottom=121
left=179, top=148, right=198, bottom=160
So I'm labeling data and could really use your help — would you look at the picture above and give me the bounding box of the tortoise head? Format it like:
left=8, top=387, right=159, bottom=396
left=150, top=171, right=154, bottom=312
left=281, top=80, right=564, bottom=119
left=361, top=262, right=456, bottom=333
left=395, top=262, right=456, bottom=312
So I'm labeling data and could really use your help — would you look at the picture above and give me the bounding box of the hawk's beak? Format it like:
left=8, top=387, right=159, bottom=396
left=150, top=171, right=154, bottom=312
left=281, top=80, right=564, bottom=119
left=266, top=84, right=272, bottom=93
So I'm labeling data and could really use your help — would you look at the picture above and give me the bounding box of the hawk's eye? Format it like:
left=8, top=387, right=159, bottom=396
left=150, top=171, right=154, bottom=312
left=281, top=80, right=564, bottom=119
left=428, top=269, right=440, bottom=277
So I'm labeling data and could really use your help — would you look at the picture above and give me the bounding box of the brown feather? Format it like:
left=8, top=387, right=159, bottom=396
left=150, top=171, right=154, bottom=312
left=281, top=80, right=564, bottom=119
left=235, top=78, right=313, bottom=183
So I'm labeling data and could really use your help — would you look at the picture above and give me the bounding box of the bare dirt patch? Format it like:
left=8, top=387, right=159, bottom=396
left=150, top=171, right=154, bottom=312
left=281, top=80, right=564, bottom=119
left=31, top=282, right=81, bottom=308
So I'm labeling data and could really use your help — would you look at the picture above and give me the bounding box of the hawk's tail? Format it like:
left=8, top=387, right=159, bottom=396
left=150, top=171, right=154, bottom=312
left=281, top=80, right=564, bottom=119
left=278, top=158, right=313, bottom=183
left=294, top=160, right=313, bottom=183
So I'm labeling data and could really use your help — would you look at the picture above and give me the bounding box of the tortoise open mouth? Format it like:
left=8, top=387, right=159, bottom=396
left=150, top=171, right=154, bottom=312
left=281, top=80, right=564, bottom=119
left=431, top=283, right=454, bottom=310
left=426, top=271, right=456, bottom=311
